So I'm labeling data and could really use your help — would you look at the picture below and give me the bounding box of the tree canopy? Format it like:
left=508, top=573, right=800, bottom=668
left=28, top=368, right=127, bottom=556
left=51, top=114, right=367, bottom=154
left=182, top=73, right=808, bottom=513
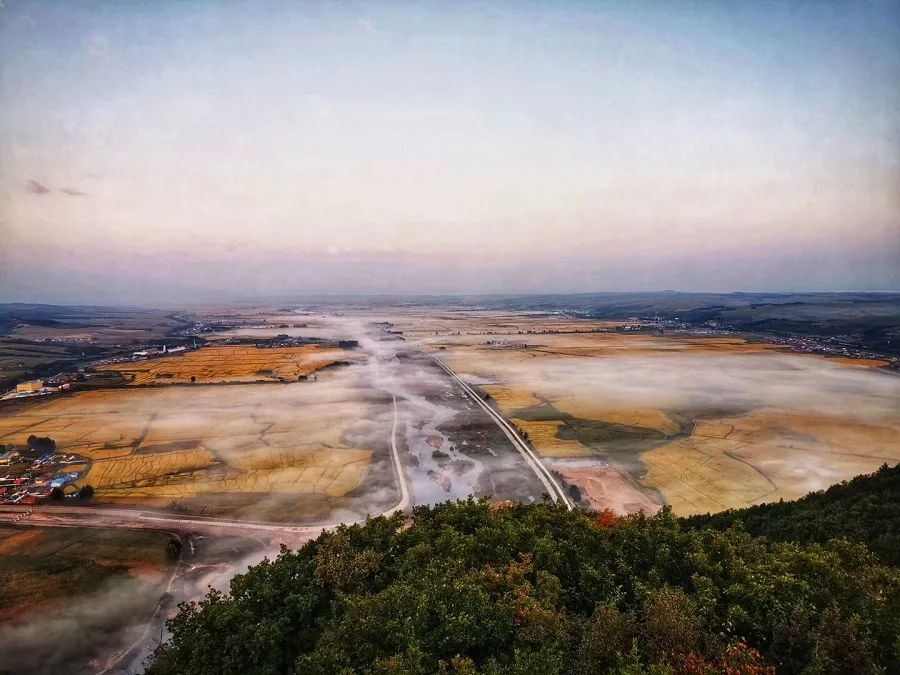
left=685, top=463, right=900, bottom=566
left=147, top=466, right=900, bottom=675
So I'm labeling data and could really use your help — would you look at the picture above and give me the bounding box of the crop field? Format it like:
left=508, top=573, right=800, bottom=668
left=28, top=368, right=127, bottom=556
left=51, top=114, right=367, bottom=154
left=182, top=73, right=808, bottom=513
left=395, top=311, right=900, bottom=516
left=480, top=385, right=541, bottom=409
left=640, top=409, right=900, bottom=514
left=0, top=525, right=177, bottom=673
left=373, top=309, right=630, bottom=340
left=0, top=372, right=390, bottom=520
left=511, top=419, right=593, bottom=457
left=0, top=525, right=174, bottom=619
left=97, top=344, right=351, bottom=385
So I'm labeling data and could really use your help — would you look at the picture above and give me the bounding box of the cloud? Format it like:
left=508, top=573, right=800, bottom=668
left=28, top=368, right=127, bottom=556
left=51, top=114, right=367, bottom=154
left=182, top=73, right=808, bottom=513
left=25, top=179, right=50, bottom=194
left=59, top=187, right=88, bottom=197
left=357, top=17, right=381, bottom=36
left=24, top=181, right=88, bottom=197
left=85, top=32, right=109, bottom=58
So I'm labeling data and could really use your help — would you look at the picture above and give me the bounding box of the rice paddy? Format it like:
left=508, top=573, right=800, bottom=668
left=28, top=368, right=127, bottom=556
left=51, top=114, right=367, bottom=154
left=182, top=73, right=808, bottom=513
left=0, top=371, right=383, bottom=519
left=97, top=344, right=350, bottom=385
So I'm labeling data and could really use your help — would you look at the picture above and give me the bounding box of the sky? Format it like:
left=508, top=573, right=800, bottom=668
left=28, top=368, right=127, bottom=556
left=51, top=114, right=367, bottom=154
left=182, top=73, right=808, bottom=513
left=1, top=0, right=899, bottom=303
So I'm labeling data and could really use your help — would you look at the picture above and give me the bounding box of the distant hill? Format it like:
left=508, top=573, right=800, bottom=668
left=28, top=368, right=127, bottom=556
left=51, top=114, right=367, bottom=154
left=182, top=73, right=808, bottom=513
left=474, top=291, right=900, bottom=357
left=305, top=291, right=900, bottom=356
left=146, top=465, right=900, bottom=675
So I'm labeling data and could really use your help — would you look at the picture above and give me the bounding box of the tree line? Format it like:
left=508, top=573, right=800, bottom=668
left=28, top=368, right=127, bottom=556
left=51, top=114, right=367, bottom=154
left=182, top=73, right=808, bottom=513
left=146, top=464, right=900, bottom=674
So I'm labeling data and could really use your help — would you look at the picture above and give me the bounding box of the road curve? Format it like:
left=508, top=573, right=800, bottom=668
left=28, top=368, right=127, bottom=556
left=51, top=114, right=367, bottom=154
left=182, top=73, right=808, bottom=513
left=428, top=354, right=573, bottom=509
left=0, top=385, right=415, bottom=673
left=383, top=394, right=412, bottom=515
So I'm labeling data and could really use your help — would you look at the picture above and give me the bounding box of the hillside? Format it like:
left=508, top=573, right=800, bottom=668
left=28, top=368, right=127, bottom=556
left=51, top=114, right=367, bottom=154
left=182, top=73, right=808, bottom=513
left=684, top=463, right=900, bottom=566
left=147, top=468, right=900, bottom=675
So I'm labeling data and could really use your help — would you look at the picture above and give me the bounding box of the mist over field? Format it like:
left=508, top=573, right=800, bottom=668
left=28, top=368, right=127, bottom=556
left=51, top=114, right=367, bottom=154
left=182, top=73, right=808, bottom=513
left=0, top=534, right=277, bottom=675
left=1, top=0, right=899, bottom=671
left=449, top=350, right=900, bottom=421
left=434, top=335, right=900, bottom=510
left=0, top=572, right=166, bottom=673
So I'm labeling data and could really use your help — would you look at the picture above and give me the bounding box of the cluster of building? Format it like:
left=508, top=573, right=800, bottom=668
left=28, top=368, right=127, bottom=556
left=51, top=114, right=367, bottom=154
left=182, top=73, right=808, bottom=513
left=482, top=339, right=529, bottom=349
left=0, top=449, right=87, bottom=505
left=762, top=333, right=897, bottom=366
left=132, top=344, right=188, bottom=358
left=71, top=343, right=194, bottom=374
left=28, top=335, right=97, bottom=344
left=1, top=379, right=73, bottom=402
left=184, top=321, right=239, bottom=334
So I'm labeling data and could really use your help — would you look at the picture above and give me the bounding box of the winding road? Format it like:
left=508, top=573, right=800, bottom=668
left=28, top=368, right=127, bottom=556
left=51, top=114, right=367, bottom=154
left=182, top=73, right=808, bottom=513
left=0, top=355, right=568, bottom=672
left=383, top=394, right=411, bottom=516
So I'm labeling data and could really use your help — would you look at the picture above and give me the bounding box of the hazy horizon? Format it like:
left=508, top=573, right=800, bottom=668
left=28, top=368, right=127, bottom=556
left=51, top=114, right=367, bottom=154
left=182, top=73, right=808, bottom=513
left=2, top=0, right=899, bottom=303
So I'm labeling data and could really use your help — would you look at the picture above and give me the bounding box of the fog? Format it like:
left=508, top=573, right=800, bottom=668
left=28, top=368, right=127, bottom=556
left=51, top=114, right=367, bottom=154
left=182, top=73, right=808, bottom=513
left=0, top=530, right=285, bottom=674
left=0, top=568, right=170, bottom=673
left=447, top=351, right=900, bottom=423
left=16, top=314, right=896, bottom=671
left=438, top=341, right=900, bottom=507
left=320, top=314, right=540, bottom=505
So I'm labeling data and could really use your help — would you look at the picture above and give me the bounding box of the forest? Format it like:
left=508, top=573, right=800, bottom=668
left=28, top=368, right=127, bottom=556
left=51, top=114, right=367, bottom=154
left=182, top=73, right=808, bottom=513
left=146, top=464, right=900, bottom=674
left=685, top=463, right=900, bottom=566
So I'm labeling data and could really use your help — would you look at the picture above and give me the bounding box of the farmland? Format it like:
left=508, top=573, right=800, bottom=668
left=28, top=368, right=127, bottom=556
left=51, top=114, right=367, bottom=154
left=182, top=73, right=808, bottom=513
left=0, top=525, right=176, bottom=620
left=385, top=310, right=900, bottom=516
left=0, top=370, right=391, bottom=521
left=0, top=304, right=189, bottom=390
left=0, top=525, right=177, bottom=672
left=0, top=313, right=552, bottom=520
left=96, top=344, right=353, bottom=385
left=3, top=306, right=898, bottom=519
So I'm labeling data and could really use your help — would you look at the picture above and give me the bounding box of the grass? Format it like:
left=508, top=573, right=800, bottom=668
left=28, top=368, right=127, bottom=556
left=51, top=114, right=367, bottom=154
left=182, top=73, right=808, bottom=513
left=0, top=525, right=174, bottom=618
left=511, top=419, right=593, bottom=457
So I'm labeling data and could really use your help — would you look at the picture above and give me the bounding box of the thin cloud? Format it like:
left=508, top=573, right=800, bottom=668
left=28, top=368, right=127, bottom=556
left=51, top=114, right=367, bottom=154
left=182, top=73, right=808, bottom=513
left=59, top=187, right=88, bottom=197
left=85, top=32, right=109, bottom=58
left=357, top=17, right=382, bottom=36
left=25, top=179, right=50, bottom=194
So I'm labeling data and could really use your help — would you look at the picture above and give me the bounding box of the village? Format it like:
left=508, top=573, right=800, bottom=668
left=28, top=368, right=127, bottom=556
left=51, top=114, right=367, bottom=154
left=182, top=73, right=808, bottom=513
left=0, top=438, right=91, bottom=506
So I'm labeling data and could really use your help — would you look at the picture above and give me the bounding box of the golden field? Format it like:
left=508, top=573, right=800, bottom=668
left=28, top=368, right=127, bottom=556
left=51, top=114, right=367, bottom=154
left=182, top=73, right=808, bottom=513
left=394, top=311, right=900, bottom=515
left=0, top=379, right=379, bottom=513
left=511, top=419, right=593, bottom=457
left=97, top=344, right=350, bottom=385
left=481, top=385, right=541, bottom=410
left=641, top=409, right=900, bottom=515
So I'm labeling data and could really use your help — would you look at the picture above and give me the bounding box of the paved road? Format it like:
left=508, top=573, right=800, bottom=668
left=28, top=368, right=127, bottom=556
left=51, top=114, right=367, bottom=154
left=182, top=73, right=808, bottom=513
left=383, top=394, right=412, bottom=516
left=0, top=350, right=571, bottom=673
left=428, top=354, right=573, bottom=509
left=0, top=504, right=331, bottom=547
